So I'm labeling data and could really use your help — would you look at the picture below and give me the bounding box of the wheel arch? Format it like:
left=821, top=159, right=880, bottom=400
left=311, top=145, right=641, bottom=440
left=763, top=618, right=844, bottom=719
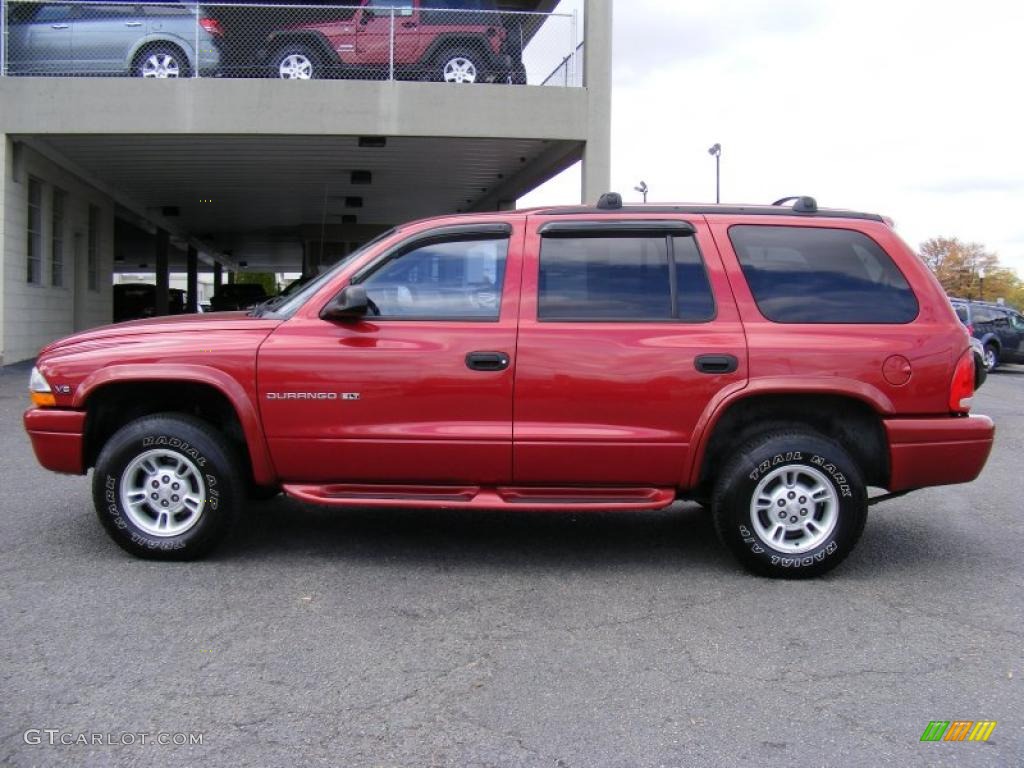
left=690, top=390, right=890, bottom=497
left=127, top=35, right=195, bottom=73
left=266, top=31, right=340, bottom=66
left=76, top=365, right=276, bottom=486
left=425, top=34, right=498, bottom=67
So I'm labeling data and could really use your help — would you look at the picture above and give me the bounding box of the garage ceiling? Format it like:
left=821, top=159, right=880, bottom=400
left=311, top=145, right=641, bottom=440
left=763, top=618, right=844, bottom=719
left=35, top=134, right=580, bottom=236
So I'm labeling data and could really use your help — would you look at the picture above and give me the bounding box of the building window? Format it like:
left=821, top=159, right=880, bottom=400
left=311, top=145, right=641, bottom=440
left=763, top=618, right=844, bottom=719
left=52, top=189, right=66, bottom=287
left=27, top=177, right=43, bottom=284
left=87, top=205, right=100, bottom=291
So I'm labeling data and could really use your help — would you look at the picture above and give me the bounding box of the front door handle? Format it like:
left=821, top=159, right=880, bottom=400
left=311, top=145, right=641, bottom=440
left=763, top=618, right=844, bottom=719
left=466, top=351, right=510, bottom=372
left=124, top=21, right=143, bottom=27
left=51, top=23, right=69, bottom=29
left=401, top=21, right=417, bottom=28
left=694, top=354, right=739, bottom=374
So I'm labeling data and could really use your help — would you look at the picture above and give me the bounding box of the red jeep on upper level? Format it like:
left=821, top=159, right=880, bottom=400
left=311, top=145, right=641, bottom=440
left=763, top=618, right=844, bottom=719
left=262, top=0, right=519, bottom=82
left=23, top=195, right=995, bottom=577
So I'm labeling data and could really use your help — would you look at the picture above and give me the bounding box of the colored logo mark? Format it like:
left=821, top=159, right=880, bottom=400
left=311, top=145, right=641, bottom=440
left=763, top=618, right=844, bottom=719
left=920, top=721, right=996, bottom=742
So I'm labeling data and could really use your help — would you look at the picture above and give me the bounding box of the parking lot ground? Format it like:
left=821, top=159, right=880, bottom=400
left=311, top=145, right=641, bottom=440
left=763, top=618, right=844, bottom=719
left=1, top=360, right=1022, bottom=767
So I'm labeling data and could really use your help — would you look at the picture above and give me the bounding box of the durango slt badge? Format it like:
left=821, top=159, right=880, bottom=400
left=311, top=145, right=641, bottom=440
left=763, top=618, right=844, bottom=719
left=265, top=392, right=359, bottom=401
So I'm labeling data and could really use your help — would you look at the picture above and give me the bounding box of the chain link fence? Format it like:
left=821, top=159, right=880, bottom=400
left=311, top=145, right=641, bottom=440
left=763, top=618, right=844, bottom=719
left=0, top=0, right=578, bottom=85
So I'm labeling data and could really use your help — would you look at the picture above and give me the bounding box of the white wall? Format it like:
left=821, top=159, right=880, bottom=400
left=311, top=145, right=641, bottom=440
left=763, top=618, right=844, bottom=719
left=2, top=139, right=115, bottom=363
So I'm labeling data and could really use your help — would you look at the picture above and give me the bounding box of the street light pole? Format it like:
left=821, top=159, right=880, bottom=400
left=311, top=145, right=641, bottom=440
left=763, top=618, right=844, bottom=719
left=633, top=180, right=649, bottom=203
left=707, top=143, right=721, bottom=203
left=978, top=267, right=986, bottom=301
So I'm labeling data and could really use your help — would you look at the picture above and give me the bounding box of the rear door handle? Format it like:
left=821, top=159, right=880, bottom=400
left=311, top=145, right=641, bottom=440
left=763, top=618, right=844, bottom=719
left=401, top=21, right=417, bottom=28
left=466, top=351, right=510, bottom=372
left=51, top=23, right=69, bottom=29
left=694, top=354, right=739, bottom=374
left=124, top=21, right=143, bottom=27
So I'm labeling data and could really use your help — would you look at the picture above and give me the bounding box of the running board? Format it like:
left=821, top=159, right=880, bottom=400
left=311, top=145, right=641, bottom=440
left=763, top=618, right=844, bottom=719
left=281, top=484, right=676, bottom=511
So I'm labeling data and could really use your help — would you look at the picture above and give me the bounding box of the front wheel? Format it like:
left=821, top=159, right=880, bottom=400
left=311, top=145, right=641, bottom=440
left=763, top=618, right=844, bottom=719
left=712, top=430, right=867, bottom=578
left=438, top=50, right=482, bottom=83
left=92, top=414, right=242, bottom=559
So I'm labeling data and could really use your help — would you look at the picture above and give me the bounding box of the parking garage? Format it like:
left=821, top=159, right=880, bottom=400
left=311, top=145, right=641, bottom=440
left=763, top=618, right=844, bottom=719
left=0, top=0, right=612, bottom=363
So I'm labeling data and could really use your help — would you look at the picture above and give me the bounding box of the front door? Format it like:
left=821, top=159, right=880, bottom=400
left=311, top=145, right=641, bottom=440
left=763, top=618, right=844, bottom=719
left=512, top=215, right=748, bottom=486
left=258, top=222, right=522, bottom=485
left=355, top=0, right=419, bottom=74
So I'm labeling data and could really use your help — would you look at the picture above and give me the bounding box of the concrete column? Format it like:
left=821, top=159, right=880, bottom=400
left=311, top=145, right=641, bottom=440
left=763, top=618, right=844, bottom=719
left=0, top=135, right=7, bottom=365
left=186, top=245, right=198, bottom=313
left=582, top=0, right=613, bottom=205
left=213, top=261, right=222, bottom=289
left=155, top=229, right=169, bottom=316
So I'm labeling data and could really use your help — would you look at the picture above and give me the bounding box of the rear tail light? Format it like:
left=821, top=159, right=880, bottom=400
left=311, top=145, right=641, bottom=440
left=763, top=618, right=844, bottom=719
left=200, top=17, right=224, bottom=37
left=949, top=349, right=975, bottom=414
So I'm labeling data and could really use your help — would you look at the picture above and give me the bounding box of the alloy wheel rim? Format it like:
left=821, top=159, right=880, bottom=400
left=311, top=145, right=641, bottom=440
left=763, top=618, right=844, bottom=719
left=279, top=54, right=313, bottom=79
left=443, top=57, right=477, bottom=83
left=749, top=465, right=839, bottom=554
left=142, top=53, right=180, bottom=78
left=119, top=449, right=206, bottom=537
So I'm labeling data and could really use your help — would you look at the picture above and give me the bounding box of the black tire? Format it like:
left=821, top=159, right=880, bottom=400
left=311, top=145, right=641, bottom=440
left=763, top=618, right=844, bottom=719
left=92, top=414, right=242, bottom=560
left=983, top=343, right=999, bottom=372
left=134, top=44, right=190, bottom=78
left=711, top=430, right=867, bottom=578
left=273, top=44, right=320, bottom=80
left=436, top=49, right=483, bottom=83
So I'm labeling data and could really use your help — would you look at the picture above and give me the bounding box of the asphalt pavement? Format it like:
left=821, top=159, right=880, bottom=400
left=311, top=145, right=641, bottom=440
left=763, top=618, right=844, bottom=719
left=0, top=360, right=1021, bottom=767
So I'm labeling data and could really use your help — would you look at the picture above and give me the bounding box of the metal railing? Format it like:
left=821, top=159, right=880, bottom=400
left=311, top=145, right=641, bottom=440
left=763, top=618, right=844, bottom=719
left=1, top=0, right=578, bottom=85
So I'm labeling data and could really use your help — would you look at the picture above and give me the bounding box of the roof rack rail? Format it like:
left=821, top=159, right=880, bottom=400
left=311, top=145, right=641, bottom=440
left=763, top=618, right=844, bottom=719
left=596, top=192, right=623, bottom=210
left=772, top=196, right=818, bottom=213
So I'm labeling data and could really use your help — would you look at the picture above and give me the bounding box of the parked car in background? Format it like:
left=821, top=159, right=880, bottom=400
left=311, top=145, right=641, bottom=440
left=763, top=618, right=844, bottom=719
left=262, top=0, right=518, bottom=82
left=113, top=283, right=186, bottom=322
left=209, top=283, right=268, bottom=311
left=969, top=337, right=987, bottom=390
left=6, top=2, right=223, bottom=77
left=950, top=297, right=1024, bottom=371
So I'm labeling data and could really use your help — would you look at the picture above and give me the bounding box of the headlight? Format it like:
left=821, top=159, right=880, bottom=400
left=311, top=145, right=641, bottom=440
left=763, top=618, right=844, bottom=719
left=28, top=366, right=56, bottom=407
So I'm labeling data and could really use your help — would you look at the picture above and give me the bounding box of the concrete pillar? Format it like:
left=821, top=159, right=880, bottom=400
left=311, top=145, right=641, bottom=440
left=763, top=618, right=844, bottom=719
left=155, top=229, right=169, bottom=316
left=582, top=0, right=613, bottom=205
left=186, top=245, right=198, bottom=313
left=0, top=135, right=6, bottom=364
left=213, top=261, right=223, bottom=289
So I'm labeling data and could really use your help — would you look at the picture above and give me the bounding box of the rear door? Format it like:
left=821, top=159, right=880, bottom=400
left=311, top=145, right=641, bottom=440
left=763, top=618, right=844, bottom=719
left=512, top=215, right=748, bottom=486
left=11, top=3, right=74, bottom=74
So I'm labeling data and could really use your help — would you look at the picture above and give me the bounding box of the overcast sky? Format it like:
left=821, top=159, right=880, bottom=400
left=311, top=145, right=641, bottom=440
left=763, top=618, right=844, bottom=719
left=520, top=0, right=1024, bottom=275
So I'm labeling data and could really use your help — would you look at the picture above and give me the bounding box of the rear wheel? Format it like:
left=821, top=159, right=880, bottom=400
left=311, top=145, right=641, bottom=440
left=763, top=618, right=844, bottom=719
left=134, top=44, right=190, bottom=78
left=712, top=429, right=867, bottom=578
left=274, top=45, right=319, bottom=80
left=92, top=414, right=242, bottom=559
left=983, top=343, right=999, bottom=372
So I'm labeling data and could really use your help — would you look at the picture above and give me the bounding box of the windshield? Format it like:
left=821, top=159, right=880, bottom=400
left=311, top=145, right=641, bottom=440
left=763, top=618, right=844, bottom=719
left=254, top=229, right=398, bottom=319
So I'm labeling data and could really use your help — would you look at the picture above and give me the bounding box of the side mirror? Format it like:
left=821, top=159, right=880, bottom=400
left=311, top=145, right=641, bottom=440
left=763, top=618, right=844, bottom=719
left=321, top=285, right=369, bottom=321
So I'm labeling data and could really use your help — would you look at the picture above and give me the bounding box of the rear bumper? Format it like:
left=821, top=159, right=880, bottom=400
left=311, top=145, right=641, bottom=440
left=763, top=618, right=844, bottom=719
left=24, top=408, right=86, bottom=475
left=884, top=415, right=995, bottom=492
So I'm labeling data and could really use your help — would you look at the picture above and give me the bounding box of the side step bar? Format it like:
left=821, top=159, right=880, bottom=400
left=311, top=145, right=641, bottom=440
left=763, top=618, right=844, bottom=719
left=281, top=484, right=676, bottom=511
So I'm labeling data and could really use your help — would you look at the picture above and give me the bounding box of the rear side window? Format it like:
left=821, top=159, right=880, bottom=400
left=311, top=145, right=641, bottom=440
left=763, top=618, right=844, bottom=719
left=538, top=234, right=715, bottom=322
left=729, top=225, right=918, bottom=324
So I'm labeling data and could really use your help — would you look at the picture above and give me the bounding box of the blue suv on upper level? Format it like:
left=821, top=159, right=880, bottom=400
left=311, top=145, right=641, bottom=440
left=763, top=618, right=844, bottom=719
left=951, top=298, right=1024, bottom=371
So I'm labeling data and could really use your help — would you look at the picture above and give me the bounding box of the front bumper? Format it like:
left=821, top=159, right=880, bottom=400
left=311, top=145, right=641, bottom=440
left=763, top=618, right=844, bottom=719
left=24, top=408, right=86, bottom=475
left=885, top=415, right=995, bottom=491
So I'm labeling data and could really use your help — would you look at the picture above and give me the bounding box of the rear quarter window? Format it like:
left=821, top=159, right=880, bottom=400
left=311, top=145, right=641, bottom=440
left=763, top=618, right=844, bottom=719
left=729, top=225, right=919, bottom=324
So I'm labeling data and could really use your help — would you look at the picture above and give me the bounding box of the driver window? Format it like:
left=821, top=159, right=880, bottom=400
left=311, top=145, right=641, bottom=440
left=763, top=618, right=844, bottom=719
left=360, top=237, right=508, bottom=319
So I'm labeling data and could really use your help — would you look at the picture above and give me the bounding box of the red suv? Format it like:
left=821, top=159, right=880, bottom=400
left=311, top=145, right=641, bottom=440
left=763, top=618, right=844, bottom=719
left=24, top=195, right=994, bottom=577
left=264, top=0, right=515, bottom=82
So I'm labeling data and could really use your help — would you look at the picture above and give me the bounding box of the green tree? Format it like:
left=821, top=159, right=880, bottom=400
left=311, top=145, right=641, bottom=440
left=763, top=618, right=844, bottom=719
left=234, top=271, right=279, bottom=296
